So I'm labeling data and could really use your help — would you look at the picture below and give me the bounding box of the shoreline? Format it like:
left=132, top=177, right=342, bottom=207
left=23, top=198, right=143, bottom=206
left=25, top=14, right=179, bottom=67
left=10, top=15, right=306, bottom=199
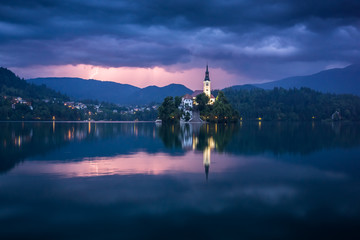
left=0, top=120, right=358, bottom=124
left=0, top=120, right=156, bottom=123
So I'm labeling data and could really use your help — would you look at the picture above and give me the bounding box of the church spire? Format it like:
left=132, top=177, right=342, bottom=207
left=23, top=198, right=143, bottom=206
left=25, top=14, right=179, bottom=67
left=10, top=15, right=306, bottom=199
left=204, top=64, right=210, bottom=81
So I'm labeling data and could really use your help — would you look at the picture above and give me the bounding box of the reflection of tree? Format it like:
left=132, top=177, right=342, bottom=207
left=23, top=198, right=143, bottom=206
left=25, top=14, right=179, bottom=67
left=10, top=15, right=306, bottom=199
left=158, top=123, right=238, bottom=152
left=157, top=123, right=182, bottom=149
left=0, top=122, right=68, bottom=173
left=158, top=122, right=360, bottom=156
left=208, top=124, right=237, bottom=152
left=0, top=122, right=164, bottom=174
left=158, top=123, right=237, bottom=181
left=4, top=121, right=360, bottom=174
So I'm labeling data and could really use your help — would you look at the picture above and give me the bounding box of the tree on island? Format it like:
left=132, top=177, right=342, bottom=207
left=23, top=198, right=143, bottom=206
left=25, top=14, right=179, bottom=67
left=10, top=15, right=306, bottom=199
left=158, top=96, right=181, bottom=123
left=158, top=91, right=238, bottom=123
left=195, top=91, right=238, bottom=123
left=174, top=96, right=182, bottom=108
left=210, top=91, right=238, bottom=122
left=195, top=93, right=209, bottom=112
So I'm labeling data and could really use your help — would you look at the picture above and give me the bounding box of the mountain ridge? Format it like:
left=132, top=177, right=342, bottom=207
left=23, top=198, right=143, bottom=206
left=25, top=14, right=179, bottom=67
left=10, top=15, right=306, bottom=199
left=28, top=77, right=193, bottom=105
left=228, top=64, right=360, bottom=95
left=27, top=64, right=360, bottom=105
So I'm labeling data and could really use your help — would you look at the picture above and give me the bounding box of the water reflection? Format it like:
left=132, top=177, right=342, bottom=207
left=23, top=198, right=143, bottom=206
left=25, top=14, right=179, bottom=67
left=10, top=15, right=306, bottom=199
left=1, top=122, right=360, bottom=239
left=157, top=122, right=360, bottom=179
left=0, top=122, right=178, bottom=173
left=159, top=122, right=360, bottom=154
left=13, top=151, right=243, bottom=178
left=1, top=122, right=360, bottom=176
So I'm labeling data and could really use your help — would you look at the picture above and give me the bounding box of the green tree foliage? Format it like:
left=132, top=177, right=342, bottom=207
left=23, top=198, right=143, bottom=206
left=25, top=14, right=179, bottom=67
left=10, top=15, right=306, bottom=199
left=0, top=67, right=68, bottom=101
left=174, top=96, right=182, bottom=108
left=224, top=87, right=360, bottom=121
left=196, top=93, right=209, bottom=112
left=199, top=91, right=238, bottom=123
left=0, top=67, right=85, bottom=120
left=158, top=96, right=181, bottom=123
left=89, top=106, right=158, bottom=121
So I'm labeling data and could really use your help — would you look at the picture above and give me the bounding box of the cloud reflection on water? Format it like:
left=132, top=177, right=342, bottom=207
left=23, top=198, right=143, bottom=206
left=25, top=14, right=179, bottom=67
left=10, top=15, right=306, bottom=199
left=1, top=122, right=360, bottom=239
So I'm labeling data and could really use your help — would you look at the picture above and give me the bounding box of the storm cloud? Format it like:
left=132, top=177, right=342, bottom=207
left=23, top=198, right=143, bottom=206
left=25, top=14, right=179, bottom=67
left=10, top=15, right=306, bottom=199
left=0, top=0, right=360, bottom=82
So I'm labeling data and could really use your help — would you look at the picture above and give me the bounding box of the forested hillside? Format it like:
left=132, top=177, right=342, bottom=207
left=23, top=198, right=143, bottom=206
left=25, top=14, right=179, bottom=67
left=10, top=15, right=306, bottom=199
left=0, top=67, right=82, bottom=120
left=0, top=67, right=66, bottom=100
left=224, top=87, right=360, bottom=121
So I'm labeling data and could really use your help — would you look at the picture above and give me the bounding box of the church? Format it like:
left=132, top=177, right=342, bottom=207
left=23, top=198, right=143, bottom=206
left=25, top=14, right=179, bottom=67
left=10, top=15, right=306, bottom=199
left=191, top=64, right=216, bottom=104
left=181, top=65, right=215, bottom=109
left=179, top=65, right=216, bottom=121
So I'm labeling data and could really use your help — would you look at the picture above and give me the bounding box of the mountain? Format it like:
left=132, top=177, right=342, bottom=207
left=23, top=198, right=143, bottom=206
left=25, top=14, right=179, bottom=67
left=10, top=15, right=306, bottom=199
left=0, top=67, right=67, bottom=100
left=254, top=64, right=360, bottom=95
left=27, top=78, right=193, bottom=105
left=0, top=67, right=85, bottom=121
left=223, top=84, right=259, bottom=91
left=128, top=84, right=193, bottom=105
left=27, top=78, right=139, bottom=103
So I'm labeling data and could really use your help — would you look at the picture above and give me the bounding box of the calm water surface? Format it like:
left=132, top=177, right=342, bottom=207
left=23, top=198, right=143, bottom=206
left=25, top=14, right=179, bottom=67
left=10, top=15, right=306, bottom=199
left=1, top=121, right=360, bottom=239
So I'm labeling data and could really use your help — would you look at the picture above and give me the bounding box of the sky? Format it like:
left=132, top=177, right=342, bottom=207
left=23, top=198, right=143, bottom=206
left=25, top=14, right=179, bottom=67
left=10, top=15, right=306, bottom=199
left=1, top=0, right=360, bottom=90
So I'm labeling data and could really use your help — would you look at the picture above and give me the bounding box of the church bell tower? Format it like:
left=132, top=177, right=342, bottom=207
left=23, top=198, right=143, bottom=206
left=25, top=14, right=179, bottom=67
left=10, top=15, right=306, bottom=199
left=203, top=64, right=211, bottom=98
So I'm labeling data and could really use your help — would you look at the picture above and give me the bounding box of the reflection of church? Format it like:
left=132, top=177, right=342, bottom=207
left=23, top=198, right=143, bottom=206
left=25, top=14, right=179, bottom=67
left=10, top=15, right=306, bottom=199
left=203, top=137, right=215, bottom=181
left=179, top=124, right=215, bottom=180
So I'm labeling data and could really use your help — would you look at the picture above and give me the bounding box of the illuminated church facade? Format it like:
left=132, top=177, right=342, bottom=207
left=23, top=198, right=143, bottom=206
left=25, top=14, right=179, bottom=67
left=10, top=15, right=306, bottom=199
left=190, top=64, right=216, bottom=104
left=180, top=65, right=216, bottom=121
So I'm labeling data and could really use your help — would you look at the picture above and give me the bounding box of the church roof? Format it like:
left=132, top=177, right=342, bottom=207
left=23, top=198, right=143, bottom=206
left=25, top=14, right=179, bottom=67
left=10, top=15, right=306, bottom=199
left=182, top=94, right=192, bottom=99
left=191, top=90, right=203, bottom=98
left=191, top=91, right=215, bottom=99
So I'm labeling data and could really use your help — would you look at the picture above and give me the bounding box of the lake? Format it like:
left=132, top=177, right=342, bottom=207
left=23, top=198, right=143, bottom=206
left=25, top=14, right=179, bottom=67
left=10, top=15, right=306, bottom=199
left=1, top=121, right=360, bottom=239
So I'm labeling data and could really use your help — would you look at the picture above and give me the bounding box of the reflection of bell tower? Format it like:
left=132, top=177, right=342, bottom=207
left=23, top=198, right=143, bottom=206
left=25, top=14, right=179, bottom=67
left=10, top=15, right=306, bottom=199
left=203, top=64, right=211, bottom=98
left=203, top=137, right=215, bottom=181
left=203, top=144, right=211, bottom=181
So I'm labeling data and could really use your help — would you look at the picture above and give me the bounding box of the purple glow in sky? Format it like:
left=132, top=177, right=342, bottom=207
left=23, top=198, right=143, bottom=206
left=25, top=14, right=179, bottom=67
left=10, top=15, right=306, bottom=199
left=1, top=0, right=360, bottom=89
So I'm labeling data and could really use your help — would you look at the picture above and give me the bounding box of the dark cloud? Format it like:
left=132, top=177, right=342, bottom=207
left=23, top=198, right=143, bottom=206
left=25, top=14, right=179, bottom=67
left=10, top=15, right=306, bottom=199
left=0, top=0, right=360, bottom=82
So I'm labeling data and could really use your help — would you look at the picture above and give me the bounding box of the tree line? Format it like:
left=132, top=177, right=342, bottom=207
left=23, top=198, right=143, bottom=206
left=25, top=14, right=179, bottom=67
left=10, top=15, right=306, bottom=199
left=223, top=87, right=360, bottom=121
left=158, top=87, right=360, bottom=123
left=0, top=67, right=81, bottom=120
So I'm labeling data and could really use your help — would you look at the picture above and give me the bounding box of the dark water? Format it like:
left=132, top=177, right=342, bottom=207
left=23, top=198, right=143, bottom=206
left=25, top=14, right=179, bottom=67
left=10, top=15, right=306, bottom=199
left=1, top=121, right=360, bottom=240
